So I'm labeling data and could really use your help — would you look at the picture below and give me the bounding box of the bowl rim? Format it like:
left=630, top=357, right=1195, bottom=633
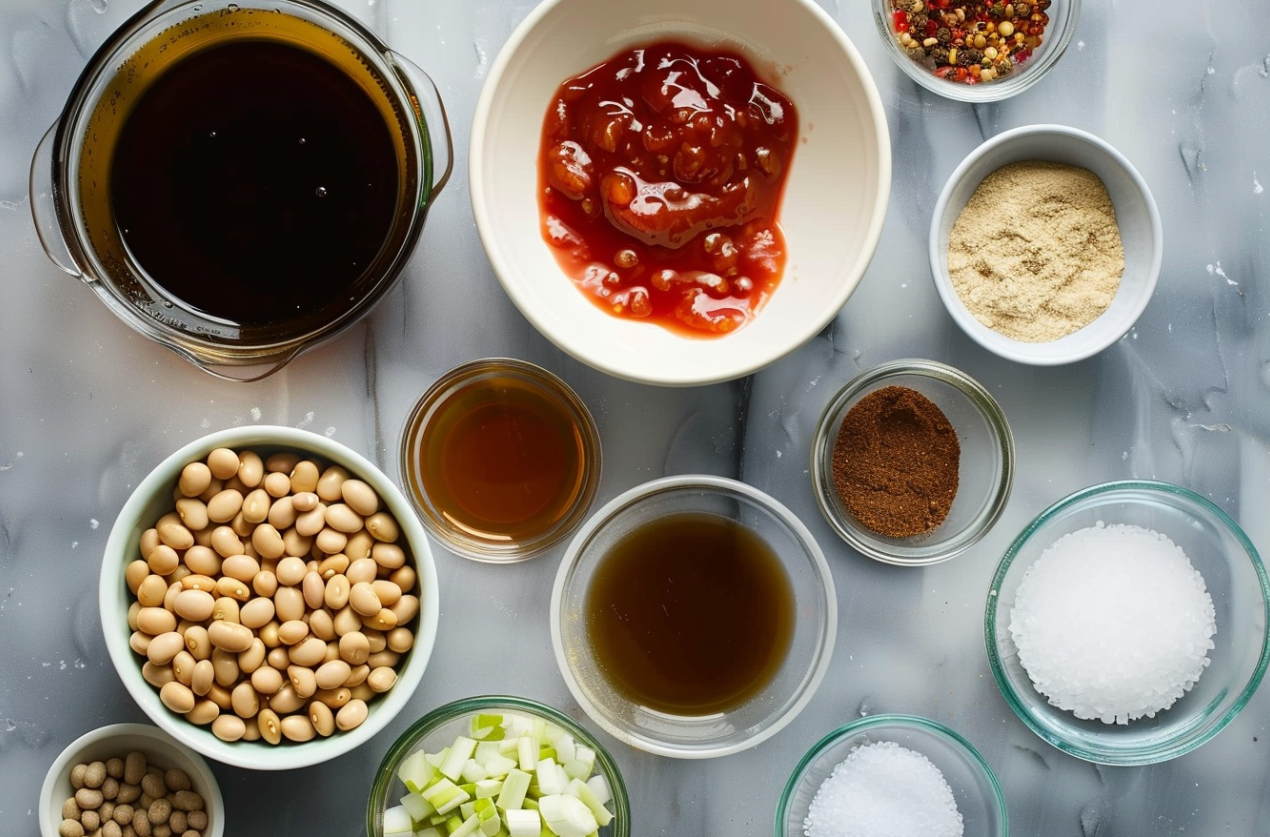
left=468, top=0, right=892, bottom=386
left=810, top=358, right=1015, bottom=565
left=550, top=474, right=837, bottom=758
left=774, top=713, right=1008, bottom=836
left=928, top=123, right=1163, bottom=366
left=365, top=694, right=631, bottom=837
left=872, top=0, right=1082, bottom=102
left=984, top=479, right=1270, bottom=765
left=39, top=722, right=226, bottom=837
left=99, top=425, right=441, bottom=770
left=398, top=356, right=603, bottom=563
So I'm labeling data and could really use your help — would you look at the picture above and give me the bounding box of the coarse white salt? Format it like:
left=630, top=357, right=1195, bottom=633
left=803, top=740, right=964, bottom=837
left=1008, top=522, right=1217, bottom=725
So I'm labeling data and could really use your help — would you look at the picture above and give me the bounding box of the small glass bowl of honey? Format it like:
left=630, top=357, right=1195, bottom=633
left=400, top=358, right=602, bottom=563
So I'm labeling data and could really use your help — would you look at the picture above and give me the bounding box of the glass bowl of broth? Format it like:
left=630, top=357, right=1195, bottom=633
left=550, top=475, right=837, bottom=758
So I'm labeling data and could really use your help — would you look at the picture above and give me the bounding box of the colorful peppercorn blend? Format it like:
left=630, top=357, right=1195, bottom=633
left=890, top=0, right=1052, bottom=84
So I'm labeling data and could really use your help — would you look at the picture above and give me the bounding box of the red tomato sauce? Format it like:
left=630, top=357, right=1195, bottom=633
left=537, top=40, right=798, bottom=337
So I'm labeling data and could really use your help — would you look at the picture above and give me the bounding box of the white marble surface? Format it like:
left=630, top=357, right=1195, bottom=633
left=3, top=0, right=1270, bottom=834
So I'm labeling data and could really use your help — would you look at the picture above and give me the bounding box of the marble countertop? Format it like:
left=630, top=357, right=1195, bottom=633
left=3, top=0, right=1269, bottom=834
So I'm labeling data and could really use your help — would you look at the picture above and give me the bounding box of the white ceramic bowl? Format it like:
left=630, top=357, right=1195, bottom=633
left=100, top=426, right=440, bottom=770
left=40, top=723, right=225, bottom=837
left=471, top=0, right=891, bottom=386
left=930, top=124, right=1162, bottom=365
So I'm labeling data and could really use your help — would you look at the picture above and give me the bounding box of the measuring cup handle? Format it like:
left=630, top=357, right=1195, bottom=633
left=29, top=121, right=83, bottom=278
left=388, top=51, right=454, bottom=199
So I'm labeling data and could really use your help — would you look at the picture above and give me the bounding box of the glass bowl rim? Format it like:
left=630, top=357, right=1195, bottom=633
left=366, top=694, right=631, bottom=837
left=550, top=474, right=838, bottom=758
left=774, top=712, right=1008, bottom=836
left=399, top=356, right=603, bottom=564
left=984, top=478, right=1270, bottom=765
left=871, top=0, right=1082, bottom=103
left=810, top=357, right=1015, bottom=565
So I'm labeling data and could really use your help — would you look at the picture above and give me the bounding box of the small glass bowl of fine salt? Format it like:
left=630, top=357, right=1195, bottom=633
left=986, top=480, right=1270, bottom=766
left=775, top=714, right=1007, bottom=837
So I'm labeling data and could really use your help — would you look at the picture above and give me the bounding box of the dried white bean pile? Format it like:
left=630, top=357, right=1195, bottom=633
left=125, top=446, right=421, bottom=744
left=59, top=751, right=207, bottom=837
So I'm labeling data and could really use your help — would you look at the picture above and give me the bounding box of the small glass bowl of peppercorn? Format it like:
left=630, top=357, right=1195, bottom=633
left=810, top=358, right=1015, bottom=565
left=873, top=0, right=1080, bottom=102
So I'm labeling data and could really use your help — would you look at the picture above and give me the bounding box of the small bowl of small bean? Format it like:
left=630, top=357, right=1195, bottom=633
left=100, top=426, right=440, bottom=770
left=39, top=722, right=224, bottom=837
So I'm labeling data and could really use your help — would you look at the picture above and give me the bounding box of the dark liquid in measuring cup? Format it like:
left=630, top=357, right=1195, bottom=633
left=417, top=377, right=586, bottom=541
left=585, top=512, right=795, bottom=715
left=110, top=39, right=399, bottom=326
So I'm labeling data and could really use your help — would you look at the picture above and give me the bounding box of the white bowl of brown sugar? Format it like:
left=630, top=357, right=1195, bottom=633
left=929, top=124, right=1162, bottom=366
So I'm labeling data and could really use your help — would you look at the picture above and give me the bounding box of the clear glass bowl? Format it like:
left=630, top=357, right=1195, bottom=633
left=551, top=475, right=837, bottom=758
left=873, top=0, right=1080, bottom=102
left=366, top=695, right=630, bottom=837
left=810, top=359, right=1014, bottom=565
left=986, top=480, right=1270, bottom=765
left=400, top=358, right=602, bottom=563
left=775, top=714, right=1007, bottom=837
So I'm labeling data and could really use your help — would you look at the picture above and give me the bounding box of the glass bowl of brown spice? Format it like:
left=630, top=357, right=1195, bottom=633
left=810, top=359, right=1015, bottom=565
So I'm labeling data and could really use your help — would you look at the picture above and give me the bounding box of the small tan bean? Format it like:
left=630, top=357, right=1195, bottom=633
left=81, top=811, right=101, bottom=833
left=338, top=631, right=370, bottom=665
left=267, top=495, right=298, bottom=530
left=71, top=762, right=90, bottom=790
left=178, top=461, right=213, bottom=497
left=288, top=665, right=318, bottom=698
left=364, top=629, right=387, bottom=654
left=350, top=682, right=376, bottom=702
left=155, top=513, right=195, bottom=551
left=344, top=531, right=374, bottom=561
left=316, top=553, right=350, bottom=580
left=133, top=808, right=153, bottom=837
left=367, top=650, right=400, bottom=672
left=290, top=461, right=320, bottom=493
left=265, top=450, right=299, bottom=474
left=142, top=662, right=175, bottom=689
left=182, top=545, right=221, bottom=576
left=280, top=714, right=317, bottom=742
left=388, top=566, right=417, bottom=595
left=323, top=641, right=341, bottom=663
left=257, top=707, right=282, bottom=745
left=314, top=659, right=352, bottom=691
left=213, top=575, right=251, bottom=602
left=288, top=636, right=327, bottom=668
left=332, top=606, right=362, bottom=636
left=348, top=582, right=381, bottom=617
left=266, top=646, right=290, bottom=670
left=206, top=447, right=240, bottom=480
left=208, top=526, right=243, bottom=559
left=130, top=631, right=153, bottom=656
left=391, top=594, right=420, bottom=626
left=146, top=632, right=185, bottom=666
left=136, top=607, right=177, bottom=636
left=324, top=574, right=351, bottom=610
left=186, top=699, right=220, bottom=726
left=295, top=504, right=327, bottom=537
left=190, top=659, right=215, bottom=696
left=267, top=682, right=305, bottom=714
left=102, top=776, right=120, bottom=800
left=274, top=556, right=308, bottom=587
left=210, top=596, right=240, bottom=625
left=206, top=682, right=233, bottom=711
left=251, top=523, right=286, bottom=560
left=258, top=620, right=280, bottom=648
left=323, top=503, right=363, bottom=534
left=341, top=479, right=379, bottom=517
left=102, top=819, right=122, bottom=837
left=251, top=665, right=284, bottom=695
left=212, top=647, right=240, bottom=687
left=182, top=626, right=211, bottom=661
left=230, top=679, right=261, bottom=717
left=126, top=561, right=152, bottom=596
left=371, top=579, right=402, bottom=608
left=105, top=758, right=124, bottom=780
left=159, top=681, right=196, bottom=714
left=128, top=602, right=142, bottom=632
left=308, top=608, right=336, bottom=641
left=314, top=686, right=352, bottom=709
left=335, top=699, right=368, bottom=731
left=276, top=619, right=310, bottom=646
left=237, top=449, right=264, bottom=487
left=238, top=597, right=275, bottom=630
left=263, top=471, right=291, bottom=498
left=212, top=713, right=246, bottom=742
left=316, top=465, right=350, bottom=501
left=63, top=797, right=81, bottom=819
left=365, top=512, right=399, bottom=543
left=59, top=818, right=86, bottom=837
left=281, top=527, right=313, bottom=558
left=124, top=752, right=147, bottom=785
left=174, top=497, right=209, bottom=533
left=173, top=589, right=215, bottom=622
left=162, top=581, right=182, bottom=613
left=207, top=620, right=254, bottom=653
left=273, top=586, right=306, bottom=623
left=371, top=542, right=405, bottom=571
left=146, top=545, right=180, bottom=577
left=230, top=510, right=255, bottom=538
left=139, top=528, right=161, bottom=562
left=171, top=650, right=196, bottom=685
left=366, top=666, right=397, bottom=693
left=308, top=700, right=336, bottom=736
left=84, top=761, right=107, bottom=789
left=164, top=768, right=191, bottom=793
left=314, top=526, right=348, bottom=556
left=136, top=575, right=169, bottom=608
left=387, top=627, right=415, bottom=654
left=238, top=638, right=266, bottom=673
left=146, top=797, right=172, bottom=826
left=252, top=569, right=279, bottom=598
left=220, top=554, right=261, bottom=584
left=179, top=574, right=216, bottom=593
left=345, top=557, right=378, bottom=586
left=171, top=790, right=204, bottom=813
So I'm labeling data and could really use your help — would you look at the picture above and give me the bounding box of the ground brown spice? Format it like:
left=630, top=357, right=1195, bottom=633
left=831, top=385, right=960, bottom=538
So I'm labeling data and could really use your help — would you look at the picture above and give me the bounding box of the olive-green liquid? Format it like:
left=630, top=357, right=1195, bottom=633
left=585, top=512, right=795, bottom=715
left=110, top=39, right=399, bottom=326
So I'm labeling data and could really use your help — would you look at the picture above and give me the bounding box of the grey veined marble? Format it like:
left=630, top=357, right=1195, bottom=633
left=3, top=0, right=1270, bottom=835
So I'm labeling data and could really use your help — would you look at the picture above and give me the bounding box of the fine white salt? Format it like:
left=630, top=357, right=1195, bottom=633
left=803, top=740, right=964, bottom=837
left=1008, top=522, right=1217, bottom=725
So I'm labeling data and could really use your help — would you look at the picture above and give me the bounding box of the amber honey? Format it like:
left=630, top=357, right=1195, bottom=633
left=404, top=361, right=599, bottom=559
left=584, top=512, right=795, bottom=715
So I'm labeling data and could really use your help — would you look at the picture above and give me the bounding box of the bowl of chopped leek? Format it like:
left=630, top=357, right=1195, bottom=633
left=367, top=695, right=630, bottom=837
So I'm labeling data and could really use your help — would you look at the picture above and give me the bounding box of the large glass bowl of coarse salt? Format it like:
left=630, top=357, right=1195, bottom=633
left=776, top=714, right=1007, bottom=837
left=986, top=480, right=1270, bottom=766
